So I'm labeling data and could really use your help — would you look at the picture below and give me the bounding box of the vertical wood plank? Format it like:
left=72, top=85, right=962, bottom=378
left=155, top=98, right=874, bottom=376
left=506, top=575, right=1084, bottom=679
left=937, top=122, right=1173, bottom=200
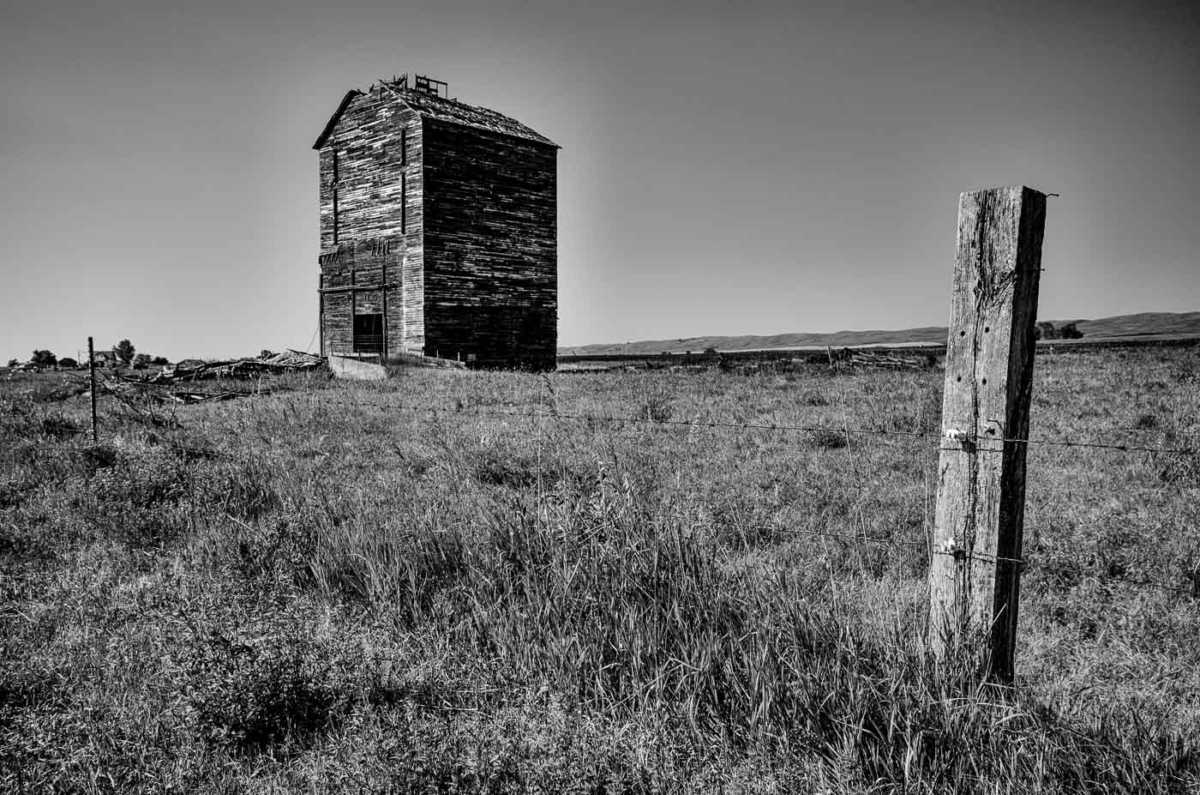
left=332, top=149, right=340, bottom=245
left=382, top=255, right=389, bottom=358
left=928, top=186, right=1047, bottom=683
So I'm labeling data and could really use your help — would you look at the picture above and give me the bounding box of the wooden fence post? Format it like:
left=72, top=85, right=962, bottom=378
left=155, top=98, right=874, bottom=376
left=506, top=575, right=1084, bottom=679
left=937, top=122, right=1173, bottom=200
left=88, top=336, right=99, bottom=444
left=928, top=186, right=1047, bottom=683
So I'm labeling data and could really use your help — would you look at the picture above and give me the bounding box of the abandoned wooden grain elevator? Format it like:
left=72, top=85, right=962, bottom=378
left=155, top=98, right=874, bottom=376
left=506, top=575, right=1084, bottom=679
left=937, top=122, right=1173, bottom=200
left=314, top=74, right=558, bottom=369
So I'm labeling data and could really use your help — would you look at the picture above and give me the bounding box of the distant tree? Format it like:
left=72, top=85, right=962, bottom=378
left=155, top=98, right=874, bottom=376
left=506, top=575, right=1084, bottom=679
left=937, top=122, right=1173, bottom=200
left=114, top=339, right=136, bottom=365
left=31, top=350, right=57, bottom=367
left=6, top=358, right=18, bottom=368
left=58, top=357, right=79, bottom=369
left=132, top=353, right=152, bottom=369
left=1035, top=322, right=1058, bottom=340
left=151, top=356, right=169, bottom=366
left=1059, top=322, right=1083, bottom=339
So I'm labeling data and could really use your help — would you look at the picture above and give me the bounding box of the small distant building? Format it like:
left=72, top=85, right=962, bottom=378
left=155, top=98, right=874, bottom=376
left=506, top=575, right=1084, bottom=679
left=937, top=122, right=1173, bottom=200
left=314, top=74, right=559, bottom=369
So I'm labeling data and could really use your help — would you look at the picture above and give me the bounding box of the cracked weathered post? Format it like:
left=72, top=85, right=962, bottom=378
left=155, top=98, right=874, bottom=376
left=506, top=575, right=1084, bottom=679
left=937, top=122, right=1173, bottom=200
left=928, top=186, right=1047, bottom=684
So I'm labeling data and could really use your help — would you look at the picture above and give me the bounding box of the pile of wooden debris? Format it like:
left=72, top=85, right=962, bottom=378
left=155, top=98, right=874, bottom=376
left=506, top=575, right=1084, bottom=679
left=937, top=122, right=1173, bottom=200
left=826, top=347, right=939, bottom=370
left=90, top=350, right=326, bottom=414
left=145, top=350, right=324, bottom=384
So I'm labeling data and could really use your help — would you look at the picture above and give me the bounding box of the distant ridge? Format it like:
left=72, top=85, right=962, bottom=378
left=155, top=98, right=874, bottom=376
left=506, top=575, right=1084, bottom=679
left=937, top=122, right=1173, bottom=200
left=559, top=311, right=1200, bottom=357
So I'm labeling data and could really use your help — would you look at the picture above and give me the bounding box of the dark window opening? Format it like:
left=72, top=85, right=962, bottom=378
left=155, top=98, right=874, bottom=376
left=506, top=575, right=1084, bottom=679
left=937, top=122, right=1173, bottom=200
left=353, top=313, right=384, bottom=354
left=401, top=172, right=407, bottom=233
left=400, top=127, right=407, bottom=165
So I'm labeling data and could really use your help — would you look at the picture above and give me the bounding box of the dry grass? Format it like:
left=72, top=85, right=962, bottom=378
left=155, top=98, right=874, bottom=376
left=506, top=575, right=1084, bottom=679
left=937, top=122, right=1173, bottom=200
left=1, top=347, right=1199, bottom=792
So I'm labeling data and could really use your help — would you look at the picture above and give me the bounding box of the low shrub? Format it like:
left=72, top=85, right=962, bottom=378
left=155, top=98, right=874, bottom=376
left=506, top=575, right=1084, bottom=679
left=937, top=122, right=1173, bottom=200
left=810, top=428, right=849, bottom=449
left=82, top=445, right=197, bottom=547
left=180, top=620, right=361, bottom=752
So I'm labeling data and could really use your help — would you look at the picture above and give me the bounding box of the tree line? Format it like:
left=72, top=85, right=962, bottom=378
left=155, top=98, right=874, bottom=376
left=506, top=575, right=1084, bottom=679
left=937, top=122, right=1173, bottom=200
left=6, top=340, right=169, bottom=370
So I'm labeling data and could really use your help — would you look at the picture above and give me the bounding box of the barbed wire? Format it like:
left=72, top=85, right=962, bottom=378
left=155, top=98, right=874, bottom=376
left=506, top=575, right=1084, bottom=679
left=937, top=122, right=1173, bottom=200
left=29, top=354, right=1200, bottom=604
left=94, top=379, right=1200, bottom=584
left=668, top=519, right=1198, bottom=599
left=299, top=395, right=934, bottom=443
left=1110, top=576, right=1198, bottom=598
left=729, top=520, right=923, bottom=549
left=931, top=549, right=1028, bottom=566
left=941, top=439, right=1198, bottom=456
left=81, top=360, right=1198, bottom=453
left=86, top=384, right=1200, bottom=598
left=290, top=391, right=1199, bottom=456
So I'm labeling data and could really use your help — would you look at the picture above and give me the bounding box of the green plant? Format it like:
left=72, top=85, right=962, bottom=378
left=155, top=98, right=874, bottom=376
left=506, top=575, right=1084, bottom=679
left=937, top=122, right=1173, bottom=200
left=181, top=624, right=356, bottom=751
left=637, top=387, right=674, bottom=423
left=115, top=339, right=135, bottom=364
left=810, top=427, right=849, bottom=449
left=30, top=350, right=56, bottom=367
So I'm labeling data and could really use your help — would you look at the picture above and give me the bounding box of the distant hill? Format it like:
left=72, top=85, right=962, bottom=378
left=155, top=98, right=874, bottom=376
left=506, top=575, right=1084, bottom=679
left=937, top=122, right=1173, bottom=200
left=559, top=311, right=1200, bottom=357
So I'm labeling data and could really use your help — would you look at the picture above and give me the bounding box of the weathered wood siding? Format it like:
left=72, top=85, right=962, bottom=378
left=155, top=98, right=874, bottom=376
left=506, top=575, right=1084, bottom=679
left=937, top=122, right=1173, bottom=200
left=316, top=86, right=557, bottom=367
left=422, top=118, right=557, bottom=369
left=318, top=241, right=406, bottom=356
left=317, top=88, right=424, bottom=356
left=318, top=90, right=423, bottom=246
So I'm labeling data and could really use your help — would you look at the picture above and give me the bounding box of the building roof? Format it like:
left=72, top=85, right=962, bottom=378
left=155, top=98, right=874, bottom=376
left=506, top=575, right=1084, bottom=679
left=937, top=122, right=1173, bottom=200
left=313, top=81, right=558, bottom=150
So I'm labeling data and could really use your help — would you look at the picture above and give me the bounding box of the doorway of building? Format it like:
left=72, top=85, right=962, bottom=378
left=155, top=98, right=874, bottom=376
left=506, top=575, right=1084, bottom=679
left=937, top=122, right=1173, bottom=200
left=353, top=313, right=384, bottom=355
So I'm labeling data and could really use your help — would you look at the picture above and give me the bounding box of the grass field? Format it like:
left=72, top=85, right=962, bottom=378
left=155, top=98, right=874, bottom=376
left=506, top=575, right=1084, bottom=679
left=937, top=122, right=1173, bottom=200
left=2, top=346, right=1199, bottom=792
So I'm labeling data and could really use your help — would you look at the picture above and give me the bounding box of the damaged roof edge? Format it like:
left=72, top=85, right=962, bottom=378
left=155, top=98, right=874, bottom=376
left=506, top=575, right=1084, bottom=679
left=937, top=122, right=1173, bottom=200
left=312, top=85, right=559, bottom=150
left=312, top=90, right=365, bottom=150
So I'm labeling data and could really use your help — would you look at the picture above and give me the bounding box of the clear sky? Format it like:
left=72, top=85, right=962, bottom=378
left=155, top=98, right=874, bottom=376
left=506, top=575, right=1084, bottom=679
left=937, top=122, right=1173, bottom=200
left=2, top=0, right=1197, bottom=361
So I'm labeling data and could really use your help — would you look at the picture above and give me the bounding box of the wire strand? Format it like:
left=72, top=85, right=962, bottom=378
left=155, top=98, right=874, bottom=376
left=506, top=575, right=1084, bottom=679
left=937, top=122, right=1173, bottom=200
left=313, top=394, right=1198, bottom=455
left=939, top=437, right=1197, bottom=456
